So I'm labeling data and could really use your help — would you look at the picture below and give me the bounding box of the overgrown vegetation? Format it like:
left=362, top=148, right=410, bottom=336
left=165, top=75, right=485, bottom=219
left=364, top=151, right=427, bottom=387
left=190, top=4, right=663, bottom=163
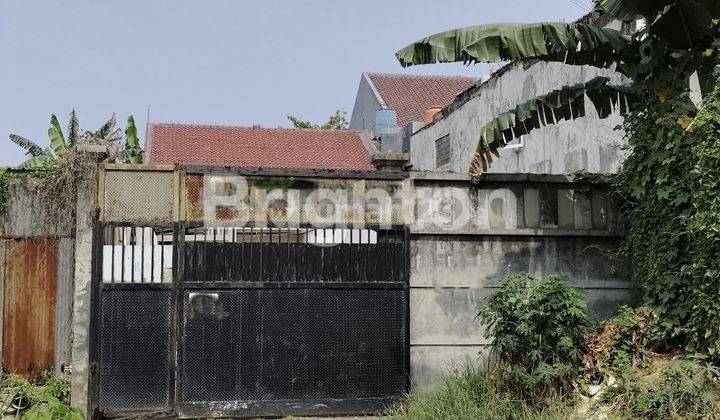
left=386, top=364, right=573, bottom=420
left=390, top=276, right=720, bottom=419
left=1, top=110, right=138, bottom=227
left=611, top=73, right=720, bottom=361
left=1, top=372, right=83, bottom=419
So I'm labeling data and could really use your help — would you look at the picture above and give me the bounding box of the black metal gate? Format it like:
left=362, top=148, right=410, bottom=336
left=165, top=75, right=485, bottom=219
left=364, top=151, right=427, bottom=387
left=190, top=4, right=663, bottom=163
left=90, top=222, right=410, bottom=418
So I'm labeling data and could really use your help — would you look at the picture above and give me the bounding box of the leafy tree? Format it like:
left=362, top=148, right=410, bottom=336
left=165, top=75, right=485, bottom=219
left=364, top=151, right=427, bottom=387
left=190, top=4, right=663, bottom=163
left=287, top=109, right=348, bottom=130
left=396, top=1, right=719, bottom=176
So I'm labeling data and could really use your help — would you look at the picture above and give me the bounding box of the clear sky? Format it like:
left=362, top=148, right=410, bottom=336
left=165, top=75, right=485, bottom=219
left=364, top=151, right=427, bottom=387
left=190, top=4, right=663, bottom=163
left=0, top=0, right=592, bottom=166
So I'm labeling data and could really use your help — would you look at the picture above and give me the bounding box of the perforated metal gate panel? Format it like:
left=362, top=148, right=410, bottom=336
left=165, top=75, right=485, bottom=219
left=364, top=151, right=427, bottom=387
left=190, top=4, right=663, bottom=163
left=97, top=289, right=172, bottom=411
left=92, top=222, right=409, bottom=418
left=103, top=170, right=175, bottom=222
left=180, top=288, right=406, bottom=402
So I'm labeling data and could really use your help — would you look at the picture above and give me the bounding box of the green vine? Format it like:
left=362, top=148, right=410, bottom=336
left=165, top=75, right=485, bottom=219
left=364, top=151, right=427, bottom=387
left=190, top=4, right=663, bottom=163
left=611, top=70, right=720, bottom=360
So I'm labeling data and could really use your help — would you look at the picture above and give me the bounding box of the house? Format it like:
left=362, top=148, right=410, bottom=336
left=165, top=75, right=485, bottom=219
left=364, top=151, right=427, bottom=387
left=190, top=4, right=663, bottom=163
left=349, top=73, right=477, bottom=153
left=145, top=123, right=377, bottom=172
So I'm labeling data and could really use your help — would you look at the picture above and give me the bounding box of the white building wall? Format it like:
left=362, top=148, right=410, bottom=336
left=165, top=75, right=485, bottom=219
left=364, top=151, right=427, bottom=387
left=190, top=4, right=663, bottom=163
left=410, top=60, right=628, bottom=174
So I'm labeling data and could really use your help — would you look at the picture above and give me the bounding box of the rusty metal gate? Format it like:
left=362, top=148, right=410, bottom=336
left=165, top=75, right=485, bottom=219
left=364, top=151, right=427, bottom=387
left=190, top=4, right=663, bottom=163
left=90, top=221, right=410, bottom=418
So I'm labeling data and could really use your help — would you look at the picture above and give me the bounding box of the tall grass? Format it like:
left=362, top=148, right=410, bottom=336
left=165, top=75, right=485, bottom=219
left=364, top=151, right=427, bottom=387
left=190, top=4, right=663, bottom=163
left=385, top=364, right=575, bottom=420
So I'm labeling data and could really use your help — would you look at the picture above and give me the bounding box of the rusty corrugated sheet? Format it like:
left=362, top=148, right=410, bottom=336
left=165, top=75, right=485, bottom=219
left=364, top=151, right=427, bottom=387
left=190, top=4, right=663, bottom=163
left=3, top=238, right=58, bottom=376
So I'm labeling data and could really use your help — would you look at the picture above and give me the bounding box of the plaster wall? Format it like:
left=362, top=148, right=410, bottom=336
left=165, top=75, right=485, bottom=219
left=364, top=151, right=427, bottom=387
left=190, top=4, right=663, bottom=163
left=410, top=61, right=628, bottom=174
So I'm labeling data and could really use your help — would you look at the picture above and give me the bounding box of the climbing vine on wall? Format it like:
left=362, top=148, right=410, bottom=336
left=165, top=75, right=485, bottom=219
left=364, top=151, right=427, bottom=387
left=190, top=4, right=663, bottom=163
left=612, top=69, right=720, bottom=359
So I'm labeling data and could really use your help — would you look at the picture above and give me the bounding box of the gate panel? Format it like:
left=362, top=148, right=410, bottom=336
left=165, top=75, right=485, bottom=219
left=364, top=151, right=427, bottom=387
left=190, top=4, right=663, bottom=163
left=92, top=223, right=409, bottom=418
left=178, top=225, right=409, bottom=417
left=92, top=223, right=176, bottom=416
left=181, top=287, right=406, bottom=403
left=98, top=289, right=172, bottom=410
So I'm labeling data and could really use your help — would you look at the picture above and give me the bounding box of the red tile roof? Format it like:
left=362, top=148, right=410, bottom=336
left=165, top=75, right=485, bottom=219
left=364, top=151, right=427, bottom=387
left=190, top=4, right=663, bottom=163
left=147, top=123, right=375, bottom=171
left=367, top=73, right=477, bottom=127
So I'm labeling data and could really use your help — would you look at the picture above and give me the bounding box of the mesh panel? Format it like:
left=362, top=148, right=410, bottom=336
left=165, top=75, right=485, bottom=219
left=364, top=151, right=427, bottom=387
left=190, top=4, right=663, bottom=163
left=180, top=288, right=406, bottom=403
left=98, top=289, right=172, bottom=411
left=103, top=170, right=174, bottom=221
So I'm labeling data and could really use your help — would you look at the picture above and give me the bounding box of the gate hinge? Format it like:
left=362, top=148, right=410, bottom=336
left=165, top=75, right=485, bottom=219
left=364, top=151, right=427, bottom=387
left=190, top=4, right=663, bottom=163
left=89, top=362, right=97, bottom=374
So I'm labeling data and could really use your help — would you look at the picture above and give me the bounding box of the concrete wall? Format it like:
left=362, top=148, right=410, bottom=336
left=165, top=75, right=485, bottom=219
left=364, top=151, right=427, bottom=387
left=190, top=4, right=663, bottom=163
left=407, top=173, right=634, bottom=389
left=410, top=60, right=627, bottom=174
left=80, top=166, right=635, bottom=410
left=349, top=73, right=383, bottom=132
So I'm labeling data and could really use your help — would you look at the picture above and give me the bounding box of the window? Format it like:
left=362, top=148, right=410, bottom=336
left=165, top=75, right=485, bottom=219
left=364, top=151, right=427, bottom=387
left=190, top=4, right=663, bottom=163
left=435, top=134, right=450, bottom=168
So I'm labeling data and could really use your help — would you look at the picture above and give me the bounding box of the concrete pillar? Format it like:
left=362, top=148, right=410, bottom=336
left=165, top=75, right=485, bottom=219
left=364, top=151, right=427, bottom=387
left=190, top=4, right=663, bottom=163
left=70, top=147, right=105, bottom=415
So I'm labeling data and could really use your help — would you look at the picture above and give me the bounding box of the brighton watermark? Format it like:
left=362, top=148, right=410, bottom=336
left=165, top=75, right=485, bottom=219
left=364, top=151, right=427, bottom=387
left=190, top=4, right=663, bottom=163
left=200, top=174, right=519, bottom=237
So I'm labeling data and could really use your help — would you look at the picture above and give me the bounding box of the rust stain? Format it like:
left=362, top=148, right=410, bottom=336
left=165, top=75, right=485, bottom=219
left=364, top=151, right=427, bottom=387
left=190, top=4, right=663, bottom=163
left=185, top=174, right=204, bottom=221
left=3, top=238, right=58, bottom=376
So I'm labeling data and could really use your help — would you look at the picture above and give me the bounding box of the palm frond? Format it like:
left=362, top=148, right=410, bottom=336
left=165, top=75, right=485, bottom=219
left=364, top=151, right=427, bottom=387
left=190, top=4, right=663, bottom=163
left=469, top=76, right=631, bottom=177
left=396, top=22, right=627, bottom=70
left=9, top=134, right=45, bottom=157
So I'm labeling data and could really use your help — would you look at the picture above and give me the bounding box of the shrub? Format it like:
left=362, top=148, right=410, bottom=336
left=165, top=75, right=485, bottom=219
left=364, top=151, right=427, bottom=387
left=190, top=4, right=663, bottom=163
left=478, top=274, right=591, bottom=399
left=1, top=372, right=83, bottom=419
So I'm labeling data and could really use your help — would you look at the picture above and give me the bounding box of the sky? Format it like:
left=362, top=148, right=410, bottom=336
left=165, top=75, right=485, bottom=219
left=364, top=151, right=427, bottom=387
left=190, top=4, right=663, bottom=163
left=0, top=0, right=592, bottom=166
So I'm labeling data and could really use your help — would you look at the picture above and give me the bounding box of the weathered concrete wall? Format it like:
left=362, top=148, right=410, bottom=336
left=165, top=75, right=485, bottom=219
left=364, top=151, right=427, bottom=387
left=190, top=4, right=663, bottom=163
left=407, top=173, right=634, bottom=389
left=410, top=60, right=627, bottom=174
left=349, top=73, right=383, bottom=132
left=1, top=178, right=74, bottom=238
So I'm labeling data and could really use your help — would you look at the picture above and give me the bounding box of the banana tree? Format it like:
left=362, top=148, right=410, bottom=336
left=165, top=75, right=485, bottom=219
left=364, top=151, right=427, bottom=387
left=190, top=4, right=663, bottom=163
left=123, top=116, right=144, bottom=164
left=10, top=111, right=83, bottom=169
left=396, top=0, right=720, bottom=176
left=9, top=112, right=138, bottom=169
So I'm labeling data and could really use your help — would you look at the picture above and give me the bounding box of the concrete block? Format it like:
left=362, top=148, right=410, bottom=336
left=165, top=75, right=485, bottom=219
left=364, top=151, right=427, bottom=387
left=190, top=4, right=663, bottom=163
left=558, top=189, right=575, bottom=229
left=539, top=186, right=558, bottom=228
left=573, top=190, right=593, bottom=229
left=523, top=189, right=540, bottom=228
left=410, top=288, right=489, bottom=346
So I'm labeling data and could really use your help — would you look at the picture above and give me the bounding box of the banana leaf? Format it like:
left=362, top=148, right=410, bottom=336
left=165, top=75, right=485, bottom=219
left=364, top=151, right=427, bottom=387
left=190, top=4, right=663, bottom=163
left=48, top=114, right=68, bottom=158
left=93, top=114, right=117, bottom=139
left=123, top=115, right=144, bottom=164
left=469, top=76, right=631, bottom=177
left=396, top=22, right=627, bottom=69
left=9, top=134, right=45, bottom=157
left=17, top=155, right=55, bottom=170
